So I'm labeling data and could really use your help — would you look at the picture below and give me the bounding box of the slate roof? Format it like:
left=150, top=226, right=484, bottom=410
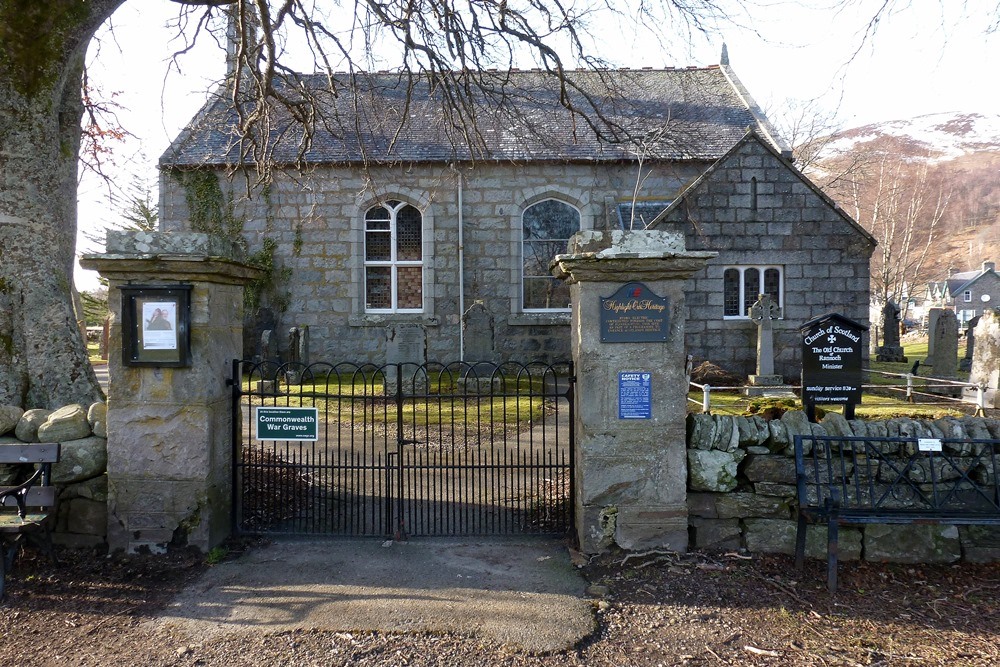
left=160, top=66, right=787, bottom=168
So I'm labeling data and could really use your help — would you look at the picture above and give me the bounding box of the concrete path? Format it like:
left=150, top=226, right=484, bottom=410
left=153, top=537, right=594, bottom=654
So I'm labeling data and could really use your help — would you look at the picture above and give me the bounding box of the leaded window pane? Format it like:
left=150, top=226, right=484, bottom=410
left=365, top=267, right=391, bottom=309
left=764, top=268, right=780, bottom=302
left=396, top=266, right=423, bottom=309
left=365, top=207, right=389, bottom=222
left=365, top=230, right=391, bottom=261
left=724, top=268, right=740, bottom=317
left=396, top=205, right=422, bottom=261
left=743, top=268, right=760, bottom=317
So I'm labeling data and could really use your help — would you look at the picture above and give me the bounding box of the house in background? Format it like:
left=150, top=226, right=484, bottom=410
left=925, top=262, right=1000, bottom=329
left=157, top=59, right=875, bottom=380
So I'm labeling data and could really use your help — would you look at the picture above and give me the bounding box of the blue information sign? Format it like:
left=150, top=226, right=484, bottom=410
left=618, top=372, right=652, bottom=419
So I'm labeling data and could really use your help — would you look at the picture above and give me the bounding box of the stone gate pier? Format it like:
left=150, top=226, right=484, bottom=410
left=81, top=232, right=263, bottom=553
left=552, top=230, right=714, bottom=553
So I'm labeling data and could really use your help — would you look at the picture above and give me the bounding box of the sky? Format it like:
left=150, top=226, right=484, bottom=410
left=74, top=0, right=1000, bottom=290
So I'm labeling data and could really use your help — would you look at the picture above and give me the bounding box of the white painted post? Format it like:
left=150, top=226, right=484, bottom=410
left=702, top=385, right=711, bottom=414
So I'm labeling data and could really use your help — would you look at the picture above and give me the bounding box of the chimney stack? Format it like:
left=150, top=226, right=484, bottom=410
left=983, top=261, right=995, bottom=273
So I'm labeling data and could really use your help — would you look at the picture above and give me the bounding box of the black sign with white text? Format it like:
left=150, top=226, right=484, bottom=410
left=800, top=313, right=866, bottom=405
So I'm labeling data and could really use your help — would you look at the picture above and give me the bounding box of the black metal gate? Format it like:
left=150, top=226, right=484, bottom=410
left=230, top=360, right=574, bottom=537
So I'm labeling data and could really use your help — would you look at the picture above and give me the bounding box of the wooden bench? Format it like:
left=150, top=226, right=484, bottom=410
left=0, top=442, right=61, bottom=599
left=794, top=434, right=1000, bottom=592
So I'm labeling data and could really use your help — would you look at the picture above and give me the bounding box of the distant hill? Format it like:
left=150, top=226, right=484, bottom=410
left=810, top=112, right=1000, bottom=283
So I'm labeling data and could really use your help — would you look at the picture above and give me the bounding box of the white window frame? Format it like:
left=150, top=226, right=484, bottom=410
left=364, top=200, right=424, bottom=314
left=722, top=265, right=783, bottom=320
left=521, top=198, right=580, bottom=313
left=964, top=290, right=973, bottom=302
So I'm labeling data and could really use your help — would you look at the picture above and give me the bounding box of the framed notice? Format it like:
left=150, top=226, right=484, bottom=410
left=121, top=285, right=192, bottom=367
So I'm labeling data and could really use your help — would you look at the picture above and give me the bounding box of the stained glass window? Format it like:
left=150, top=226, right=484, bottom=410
left=364, top=201, right=423, bottom=312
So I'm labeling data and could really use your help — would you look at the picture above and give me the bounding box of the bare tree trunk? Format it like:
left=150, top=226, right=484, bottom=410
left=0, top=0, right=124, bottom=409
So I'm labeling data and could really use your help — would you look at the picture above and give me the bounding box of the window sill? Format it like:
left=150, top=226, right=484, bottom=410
left=509, top=312, right=571, bottom=326
left=348, top=314, right=440, bottom=327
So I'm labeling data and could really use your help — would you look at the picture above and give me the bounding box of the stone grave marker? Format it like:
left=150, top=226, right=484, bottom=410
left=385, top=323, right=427, bottom=394
left=928, top=309, right=959, bottom=395
left=966, top=310, right=1000, bottom=407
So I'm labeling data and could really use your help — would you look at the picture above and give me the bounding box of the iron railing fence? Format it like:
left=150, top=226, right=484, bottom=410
left=230, top=359, right=574, bottom=538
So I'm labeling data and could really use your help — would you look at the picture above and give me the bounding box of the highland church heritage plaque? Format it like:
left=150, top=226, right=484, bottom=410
left=600, top=282, right=669, bottom=342
left=800, top=313, right=867, bottom=419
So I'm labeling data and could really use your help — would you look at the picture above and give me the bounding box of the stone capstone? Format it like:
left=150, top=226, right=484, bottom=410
left=688, top=449, right=745, bottom=492
left=15, top=408, right=53, bottom=442
left=51, top=436, right=108, bottom=485
left=37, top=404, right=91, bottom=442
left=0, top=405, right=24, bottom=436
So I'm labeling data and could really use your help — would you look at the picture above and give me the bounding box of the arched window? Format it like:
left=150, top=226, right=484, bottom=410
left=364, top=200, right=423, bottom=312
left=522, top=199, right=580, bottom=311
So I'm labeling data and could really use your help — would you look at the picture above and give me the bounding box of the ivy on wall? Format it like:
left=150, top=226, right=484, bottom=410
left=170, top=169, right=289, bottom=316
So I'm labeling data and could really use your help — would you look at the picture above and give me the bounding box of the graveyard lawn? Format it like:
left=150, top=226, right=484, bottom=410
left=1, top=543, right=998, bottom=665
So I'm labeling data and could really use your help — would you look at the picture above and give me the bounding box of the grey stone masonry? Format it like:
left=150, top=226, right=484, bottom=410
left=81, top=232, right=264, bottom=554
left=685, top=412, right=1000, bottom=564
left=552, top=229, right=715, bottom=553
left=658, top=134, right=874, bottom=380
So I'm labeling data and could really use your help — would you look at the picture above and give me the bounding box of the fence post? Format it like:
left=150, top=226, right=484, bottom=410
left=702, top=384, right=711, bottom=414
left=906, top=373, right=914, bottom=403
left=977, top=384, right=986, bottom=417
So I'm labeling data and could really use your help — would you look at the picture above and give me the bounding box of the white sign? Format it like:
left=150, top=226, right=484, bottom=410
left=917, top=438, right=942, bottom=452
left=141, top=300, right=177, bottom=350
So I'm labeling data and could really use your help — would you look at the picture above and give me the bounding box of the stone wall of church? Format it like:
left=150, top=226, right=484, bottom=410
left=159, top=161, right=704, bottom=366
left=660, top=139, right=874, bottom=380
left=159, top=144, right=872, bottom=376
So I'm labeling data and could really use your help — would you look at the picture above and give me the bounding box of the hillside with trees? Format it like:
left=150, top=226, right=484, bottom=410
left=803, top=112, right=1000, bottom=314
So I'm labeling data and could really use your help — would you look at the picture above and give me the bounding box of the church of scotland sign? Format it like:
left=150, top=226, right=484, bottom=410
left=600, top=282, right=669, bottom=342
left=800, top=313, right=867, bottom=408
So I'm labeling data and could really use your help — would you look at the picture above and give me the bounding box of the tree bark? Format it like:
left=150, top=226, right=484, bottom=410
left=0, top=0, right=125, bottom=409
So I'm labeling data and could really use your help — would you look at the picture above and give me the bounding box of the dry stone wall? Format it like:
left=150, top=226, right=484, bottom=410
left=0, top=402, right=108, bottom=547
left=686, top=411, right=1000, bottom=563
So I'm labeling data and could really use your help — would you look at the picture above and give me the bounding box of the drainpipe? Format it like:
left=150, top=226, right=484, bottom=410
left=451, top=164, right=466, bottom=361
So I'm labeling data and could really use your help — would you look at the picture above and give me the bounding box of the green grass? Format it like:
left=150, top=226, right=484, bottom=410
left=689, top=338, right=967, bottom=419
left=242, top=373, right=548, bottom=426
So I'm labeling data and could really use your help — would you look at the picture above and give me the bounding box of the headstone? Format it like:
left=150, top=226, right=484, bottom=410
left=462, top=301, right=495, bottom=363
left=297, top=325, right=309, bottom=366
left=745, top=294, right=786, bottom=395
left=285, top=327, right=302, bottom=384
left=927, top=308, right=944, bottom=358
left=255, top=329, right=278, bottom=391
left=875, top=301, right=906, bottom=362
left=967, top=310, right=1000, bottom=407
left=461, top=301, right=498, bottom=390
left=928, top=309, right=960, bottom=396
left=287, top=327, right=300, bottom=364
left=260, top=329, right=273, bottom=363
left=960, top=315, right=980, bottom=372
left=385, top=323, right=427, bottom=394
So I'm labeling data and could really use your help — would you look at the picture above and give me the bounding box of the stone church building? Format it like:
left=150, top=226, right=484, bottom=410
left=158, top=61, right=875, bottom=379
